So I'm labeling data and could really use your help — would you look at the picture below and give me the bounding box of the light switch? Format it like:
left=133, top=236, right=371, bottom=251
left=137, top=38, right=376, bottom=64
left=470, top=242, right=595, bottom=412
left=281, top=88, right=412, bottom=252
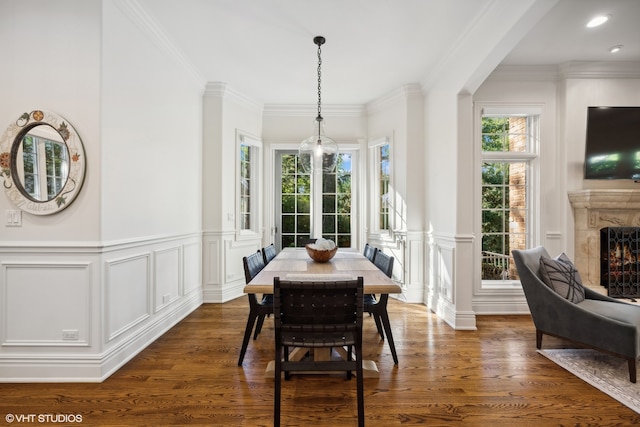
left=5, top=210, right=21, bottom=227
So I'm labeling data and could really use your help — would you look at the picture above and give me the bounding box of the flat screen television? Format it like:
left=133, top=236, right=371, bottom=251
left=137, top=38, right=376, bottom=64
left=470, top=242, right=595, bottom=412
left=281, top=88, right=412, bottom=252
left=584, top=106, right=640, bottom=180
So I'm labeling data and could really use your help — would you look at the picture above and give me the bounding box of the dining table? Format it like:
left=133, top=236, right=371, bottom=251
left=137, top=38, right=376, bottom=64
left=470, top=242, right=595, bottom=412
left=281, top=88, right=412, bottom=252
left=244, top=247, right=402, bottom=378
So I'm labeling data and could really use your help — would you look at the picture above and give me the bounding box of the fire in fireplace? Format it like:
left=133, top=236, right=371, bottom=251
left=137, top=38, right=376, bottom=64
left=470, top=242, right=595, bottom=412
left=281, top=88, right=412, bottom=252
left=600, top=227, right=640, bottom=298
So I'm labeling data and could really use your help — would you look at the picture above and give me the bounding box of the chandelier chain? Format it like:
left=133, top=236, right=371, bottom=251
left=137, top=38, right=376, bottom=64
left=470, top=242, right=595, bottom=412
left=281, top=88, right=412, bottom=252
left=317, top=43, right=322, bottom=119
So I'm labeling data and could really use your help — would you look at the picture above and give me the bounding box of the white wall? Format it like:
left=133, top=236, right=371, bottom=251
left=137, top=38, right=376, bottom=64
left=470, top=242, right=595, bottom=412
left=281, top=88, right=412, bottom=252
left=0, top=0, right=102, bottom=241
left=0, top=0, right=203, bottom=382
left=102, top=0, right=203, bottom=241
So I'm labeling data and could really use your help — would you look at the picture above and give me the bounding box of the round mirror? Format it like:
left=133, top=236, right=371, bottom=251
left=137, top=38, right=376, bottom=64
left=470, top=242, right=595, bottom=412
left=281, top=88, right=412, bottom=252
left=0, top=110, right=86, bottom=215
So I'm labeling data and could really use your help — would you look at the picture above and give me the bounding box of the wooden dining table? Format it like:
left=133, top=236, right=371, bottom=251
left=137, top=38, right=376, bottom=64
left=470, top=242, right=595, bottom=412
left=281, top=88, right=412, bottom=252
left=244, top=247, right=402, bottom=378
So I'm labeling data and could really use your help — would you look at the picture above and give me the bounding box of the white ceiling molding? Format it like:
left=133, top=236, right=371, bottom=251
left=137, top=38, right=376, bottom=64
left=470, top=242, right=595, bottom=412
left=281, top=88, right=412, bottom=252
left=263, top=104, right=366, bottom=118
left=366, top=84, right=424, bottom=116
left=559, top=61, right=640, bottom=79
left=203, top=82, right=263, bottom=112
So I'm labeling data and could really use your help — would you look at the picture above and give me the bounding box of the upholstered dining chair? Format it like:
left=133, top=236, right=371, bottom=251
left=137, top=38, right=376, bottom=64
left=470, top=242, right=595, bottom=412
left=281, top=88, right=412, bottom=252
left=238, top=250, right=272, bottom=366
left=262, top=243, right=277, bottom=265
left=363, top=243, right=377, bottom=262
left=365, top=251, right=398, bottom=365
left=273, top=276, right=365, bottom=427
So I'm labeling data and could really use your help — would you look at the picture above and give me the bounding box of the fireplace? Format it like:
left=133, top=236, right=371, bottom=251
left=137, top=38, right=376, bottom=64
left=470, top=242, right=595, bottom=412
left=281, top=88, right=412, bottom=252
left=568, top=189, right=640, bottom=291
left=600, top=227, right=640, bottom=298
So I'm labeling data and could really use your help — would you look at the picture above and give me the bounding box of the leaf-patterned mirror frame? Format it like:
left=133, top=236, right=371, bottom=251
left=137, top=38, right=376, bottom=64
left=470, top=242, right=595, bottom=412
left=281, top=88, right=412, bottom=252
left=0, top=110, right=86, bottom=215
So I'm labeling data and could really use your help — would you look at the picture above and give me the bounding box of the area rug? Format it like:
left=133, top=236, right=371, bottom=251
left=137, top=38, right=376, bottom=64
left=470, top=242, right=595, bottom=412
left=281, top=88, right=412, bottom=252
left=538, top=348, right=640, bottom=413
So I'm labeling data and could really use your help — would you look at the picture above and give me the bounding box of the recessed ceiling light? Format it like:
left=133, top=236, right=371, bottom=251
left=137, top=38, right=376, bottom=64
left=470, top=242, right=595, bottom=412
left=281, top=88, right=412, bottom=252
left=587, top=14, right=610, bottom=28
left=610, top=45, right=623, bottom=53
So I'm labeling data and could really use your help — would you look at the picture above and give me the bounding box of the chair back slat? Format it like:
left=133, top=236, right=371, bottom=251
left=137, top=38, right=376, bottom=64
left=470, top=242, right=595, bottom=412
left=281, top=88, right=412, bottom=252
left=243, top=251, right=265, bottom=284
left=374, top=251, right=394, bottom=278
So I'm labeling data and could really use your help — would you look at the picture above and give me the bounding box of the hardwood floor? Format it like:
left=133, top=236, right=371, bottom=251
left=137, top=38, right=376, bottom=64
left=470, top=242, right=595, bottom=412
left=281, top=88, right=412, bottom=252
left=2, top=297, right=639, bottom=426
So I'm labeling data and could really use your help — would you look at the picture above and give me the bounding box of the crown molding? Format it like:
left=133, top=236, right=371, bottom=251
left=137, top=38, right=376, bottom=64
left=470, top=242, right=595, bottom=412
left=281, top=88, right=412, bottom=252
left=487, top=61, right=640, bottom=82
left=366, top=84, right=424, bottom=115
left=559, top=61, right=640, bottom=79
left=113, top=0, right=206, bottom=90
left=204, top=82, right=263, bottom=111
left=485, top=64, right=560, bottom=82
left=263, top=104, right=366, bottom=118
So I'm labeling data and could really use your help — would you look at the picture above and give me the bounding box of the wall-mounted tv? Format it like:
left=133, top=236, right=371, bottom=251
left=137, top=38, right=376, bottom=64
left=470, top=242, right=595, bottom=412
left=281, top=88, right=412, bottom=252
left=584, top=106, right=640, bottom=180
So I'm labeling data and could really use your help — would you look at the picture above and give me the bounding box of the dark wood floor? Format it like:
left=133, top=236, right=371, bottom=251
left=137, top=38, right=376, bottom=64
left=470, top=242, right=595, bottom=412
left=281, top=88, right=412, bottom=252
left=1, top=297, right=638, bottom=426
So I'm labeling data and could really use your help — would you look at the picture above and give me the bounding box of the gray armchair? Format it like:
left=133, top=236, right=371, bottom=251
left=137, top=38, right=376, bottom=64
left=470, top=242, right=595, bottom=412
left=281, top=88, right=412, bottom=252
left=512, top=246, right=640, bottom=383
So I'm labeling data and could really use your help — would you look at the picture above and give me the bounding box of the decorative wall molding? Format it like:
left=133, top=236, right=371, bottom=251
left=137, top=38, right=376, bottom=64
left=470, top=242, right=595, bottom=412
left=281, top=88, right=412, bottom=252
left=204, top=82, right=263, bottom=112
left=488, top=62, right=640, bottom=82
left=263, top=103, right=366, bottom=118
left=1, top=261, right=92, bottom=347
left=0, top=234, right=202, bottom=382
left=366, top=84, right=424, bottom=115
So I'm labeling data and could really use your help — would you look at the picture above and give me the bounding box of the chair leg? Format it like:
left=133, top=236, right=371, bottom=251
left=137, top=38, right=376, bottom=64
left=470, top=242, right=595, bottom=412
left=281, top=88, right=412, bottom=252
left=237, top=310, right=258, bottom=366
left=253, top=314, right=266, bottom=339
left=356, top=345, right=365, bottom=427
left=536, top=330, right=543, bottom=349
left=346, top=345, right=352, bottom=380
left=628, top=358, right=637, bottom=383
left=380, top=310, right=398, bottom=365
left=274, top=345, right=282, bottom=427
left=373, top=313, right=384, bottom=339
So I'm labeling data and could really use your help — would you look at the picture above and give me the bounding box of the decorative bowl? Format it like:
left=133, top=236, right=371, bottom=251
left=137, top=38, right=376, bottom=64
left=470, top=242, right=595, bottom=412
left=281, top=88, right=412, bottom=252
left=305, top=244, right=338, bottom=263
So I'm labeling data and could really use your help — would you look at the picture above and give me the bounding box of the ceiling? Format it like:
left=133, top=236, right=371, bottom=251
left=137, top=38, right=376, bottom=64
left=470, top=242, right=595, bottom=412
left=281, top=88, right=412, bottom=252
left=137, top=0, right=640, bottom=105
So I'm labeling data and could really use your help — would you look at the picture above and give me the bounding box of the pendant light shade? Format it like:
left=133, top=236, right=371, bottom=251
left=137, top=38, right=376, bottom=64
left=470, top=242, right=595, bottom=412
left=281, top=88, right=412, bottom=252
left=298, top=36, right=338, bottom=173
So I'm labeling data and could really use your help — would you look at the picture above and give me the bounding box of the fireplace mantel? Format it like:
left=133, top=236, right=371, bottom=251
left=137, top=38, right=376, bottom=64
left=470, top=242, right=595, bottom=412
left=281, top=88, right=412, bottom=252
left=569, top=189, right=640, bottom=288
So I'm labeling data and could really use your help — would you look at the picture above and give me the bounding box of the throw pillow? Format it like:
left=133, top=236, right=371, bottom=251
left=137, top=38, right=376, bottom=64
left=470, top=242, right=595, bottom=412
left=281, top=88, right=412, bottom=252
left=538, top=253, right=586, bottom=303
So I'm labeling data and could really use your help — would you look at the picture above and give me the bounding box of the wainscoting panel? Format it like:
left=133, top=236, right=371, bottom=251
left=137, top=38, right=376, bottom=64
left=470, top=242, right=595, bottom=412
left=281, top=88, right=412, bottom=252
left=154, top=247, right=181, bottom=311
left=183, top=241, right=202, bottom=295
left=1, top=262, right=91, bottom=346
left=105, top=254, right=151, bottom=342
left=0, top=233, right=203, bottom=382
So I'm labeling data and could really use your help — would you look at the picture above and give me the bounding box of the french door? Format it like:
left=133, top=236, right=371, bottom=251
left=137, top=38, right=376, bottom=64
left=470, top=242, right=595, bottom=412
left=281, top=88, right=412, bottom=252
left=274, top=150, right=355, bottom=250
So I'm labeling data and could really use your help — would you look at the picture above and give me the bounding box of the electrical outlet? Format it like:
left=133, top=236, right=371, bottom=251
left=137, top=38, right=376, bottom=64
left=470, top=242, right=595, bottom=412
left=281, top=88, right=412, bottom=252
left=163, top=293, right=171, bottom=304
left=62, top=329, right=79, bottom=340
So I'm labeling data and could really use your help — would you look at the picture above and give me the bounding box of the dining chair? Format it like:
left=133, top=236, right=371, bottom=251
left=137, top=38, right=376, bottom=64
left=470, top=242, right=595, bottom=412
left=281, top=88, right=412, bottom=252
left=366, top=251, right=399, bottom=365
left=363, top=243, right=377, bottom=262
left=273, top=276, right=365, bottom=427
left=262, top=243, right=277, bottom=265
left=363, top=244, right=379, bottom=304
left=238, top=250, right=272, bottom=366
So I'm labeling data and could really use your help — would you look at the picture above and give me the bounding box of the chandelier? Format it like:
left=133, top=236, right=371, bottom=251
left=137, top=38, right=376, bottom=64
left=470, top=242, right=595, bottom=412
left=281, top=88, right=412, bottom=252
left=298, top=36, right=338, bottom=173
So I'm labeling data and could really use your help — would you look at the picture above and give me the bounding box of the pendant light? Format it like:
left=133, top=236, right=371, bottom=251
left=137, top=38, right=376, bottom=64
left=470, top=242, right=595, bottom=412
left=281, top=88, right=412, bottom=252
left=298, top=36, right=338, bottom=173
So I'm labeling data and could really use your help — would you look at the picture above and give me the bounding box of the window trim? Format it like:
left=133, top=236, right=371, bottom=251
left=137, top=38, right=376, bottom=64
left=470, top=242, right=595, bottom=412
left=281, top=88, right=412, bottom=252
left=367, top=136, right=392, bottom=236
left=475, top=103, right=541, bottom=292
left=236, top=130, right=262, bottom=240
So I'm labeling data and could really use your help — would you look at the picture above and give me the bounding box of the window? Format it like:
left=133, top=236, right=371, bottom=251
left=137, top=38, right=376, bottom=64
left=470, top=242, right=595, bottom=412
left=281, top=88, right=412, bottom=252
left=368, top=137, right=391, bottom=232
left=322, top=153, right=352, bottom=247
left=480, top=112, right=539, bottom=282
left=279, top=153, right=311, bottom=247
left=275, top=149, right=357, bottom=249
left=237, top=132, right=261, bottom=237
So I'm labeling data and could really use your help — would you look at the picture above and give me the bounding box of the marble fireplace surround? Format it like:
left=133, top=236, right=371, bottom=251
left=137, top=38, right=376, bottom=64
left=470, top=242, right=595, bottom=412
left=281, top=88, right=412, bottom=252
left=569, top=189, right=640, bottom=289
